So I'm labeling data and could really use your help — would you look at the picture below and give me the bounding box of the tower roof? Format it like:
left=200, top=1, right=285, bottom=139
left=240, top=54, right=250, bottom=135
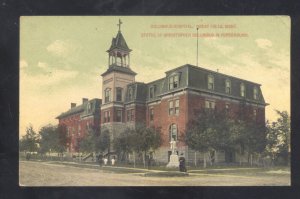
left=107, top=31, right=131, bottom=52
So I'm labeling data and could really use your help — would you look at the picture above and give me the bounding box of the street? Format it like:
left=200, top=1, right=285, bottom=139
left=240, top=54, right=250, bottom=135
left=19, top=161, right=290, bottom=186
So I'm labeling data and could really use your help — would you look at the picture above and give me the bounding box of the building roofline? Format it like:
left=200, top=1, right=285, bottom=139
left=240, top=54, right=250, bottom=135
left=165, top=64, right=262, bottom=86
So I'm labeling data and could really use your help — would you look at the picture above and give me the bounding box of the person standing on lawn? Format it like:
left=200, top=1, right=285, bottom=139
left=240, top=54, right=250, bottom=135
left=111, top=156, right=116, bottom=166
left=103, top=157, right=108, bottom=165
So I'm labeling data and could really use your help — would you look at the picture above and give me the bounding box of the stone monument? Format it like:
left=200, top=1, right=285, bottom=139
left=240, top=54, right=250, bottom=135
left=166, top=138, right=179, bottom=168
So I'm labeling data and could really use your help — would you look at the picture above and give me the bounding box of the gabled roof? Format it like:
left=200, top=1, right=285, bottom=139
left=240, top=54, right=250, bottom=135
left=107, top=31, right=131, bottom=52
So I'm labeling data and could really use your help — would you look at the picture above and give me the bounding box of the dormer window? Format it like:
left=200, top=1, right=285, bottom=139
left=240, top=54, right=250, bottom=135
left=240, top=83, right=245, bottom=97
left=253, top=87, right=258, bottom=100
left=225, top=79, right=231, bottom=94
left=87, top=102, right=92, bottom=113
left=116, top=87, right=122, bottom=102
left=149, top=86, right=156, bottom=99
left=169, top=75, right=179, bottom=90
left=105, top=88, right=111, bottom=103
left=208, top=75, right=214, bottom=90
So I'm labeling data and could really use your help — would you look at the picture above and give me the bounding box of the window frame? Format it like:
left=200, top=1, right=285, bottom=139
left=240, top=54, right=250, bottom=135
left=128, top=87, right=133, bottom=101
left=104, top=111, right=110, bottom=123
left=169, top=101, right=174, bottom=115
left=240, top=83, right=245, bottom=97
left=149, top=108, right=154, bottom=121
left=116, top=110, right=122, bottom=122
left=149, top=86, right=156, bottom=99
left=104, top=88, right=111, bottom=103
left=253, top=109, right=257, bottom=119
left=169, top=75, right=179, bottom=90
left=116, top=87, right=123, bottom=102
left=127, top=109, right=134, bottom=122
left=175, top=99, right=179, bottom=115
left=208, top=75, right=214, bottom=90
left=205, top=100, right=216, bottom=110
left=225, top=79, right=231, bottom=94
left=253, top=87, right=258, bottom=100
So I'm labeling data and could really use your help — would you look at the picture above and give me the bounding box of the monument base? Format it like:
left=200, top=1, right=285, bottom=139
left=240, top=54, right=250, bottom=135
left=166, top=154, right=179, bottom=168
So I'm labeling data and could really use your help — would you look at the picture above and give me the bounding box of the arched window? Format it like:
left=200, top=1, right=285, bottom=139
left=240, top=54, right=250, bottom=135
left=169, top=124, right=178, bottom=141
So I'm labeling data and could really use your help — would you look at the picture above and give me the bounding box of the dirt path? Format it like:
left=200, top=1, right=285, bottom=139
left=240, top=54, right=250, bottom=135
left=19, top=161, right=290, bottom=186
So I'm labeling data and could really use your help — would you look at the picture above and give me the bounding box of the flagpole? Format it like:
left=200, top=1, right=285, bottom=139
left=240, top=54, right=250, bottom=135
left=197, top=27, right=199, bottom=67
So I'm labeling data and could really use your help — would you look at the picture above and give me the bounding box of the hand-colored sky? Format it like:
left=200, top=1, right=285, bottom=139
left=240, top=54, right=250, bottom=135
left=20, top=16, right=290, bottom=136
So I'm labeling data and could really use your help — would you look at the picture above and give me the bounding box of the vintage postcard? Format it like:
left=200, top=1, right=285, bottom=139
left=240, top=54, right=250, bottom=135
left=19, top=16, right=290, bottom=186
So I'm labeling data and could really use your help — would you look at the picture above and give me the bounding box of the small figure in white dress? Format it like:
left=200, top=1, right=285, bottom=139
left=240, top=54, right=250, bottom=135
left=103, top=157, right=108, bottom=165
left=111, top=156, right=116, bottom=166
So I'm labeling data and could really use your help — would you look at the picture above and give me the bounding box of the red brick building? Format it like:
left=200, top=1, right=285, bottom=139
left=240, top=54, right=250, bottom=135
left=56, top=98, right=101, bottom=153
left=56, top=21, right=267, bottom=163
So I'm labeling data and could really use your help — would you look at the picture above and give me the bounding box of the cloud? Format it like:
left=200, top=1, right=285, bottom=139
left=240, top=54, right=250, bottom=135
left=21, top=67, right=79, bottom=87
left=46, top=40, right=74, bottom=57
left=255, top=38, right=273, bottom=49
left=37, top=61, right=48, bottom=69
left=20, top=60, right=28, bottom=69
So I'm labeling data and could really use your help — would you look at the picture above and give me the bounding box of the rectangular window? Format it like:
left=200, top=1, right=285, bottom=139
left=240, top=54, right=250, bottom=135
left=116, top=110, right=122, bottom=122
left=104, top=111, right=110, bottom=123
left=169, top=75, right=179, bottom=90
left=149, top=86, right=156, bottom=99
left=127, top=109, right=134, bottom=121
left=175, top=99, right=179, bottom=115
left=205, top=100, right=215, bottom=109
left=253, top=87, right=258, bottom=100
left=225, top=79, right=231, bottom=94
left=116, top=88, right=122, bottom=101
left=130, top=109, right=134, bottom=121
left=253, top=109, right=257, bottom=119
left=150, top=108, right=154, bottom=121
left=208, top=75, right=214, bottom=90
left=169, top=101, right=174, bottom=115
left=240, top=83, right=245, bottom=97
left=128, top=88, right=133, bottom=100
left=127, top=110, right=130, bottom=121
left=105, top=89, right=111, bottom=103
left=107, top=111, right=110, bottom=122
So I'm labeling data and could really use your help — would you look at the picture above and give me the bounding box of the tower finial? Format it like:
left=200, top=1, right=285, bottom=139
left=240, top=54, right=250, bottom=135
left=117, top=19, right=122, bottom=32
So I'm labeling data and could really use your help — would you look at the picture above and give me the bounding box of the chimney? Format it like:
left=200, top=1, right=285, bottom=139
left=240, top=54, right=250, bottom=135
left=71, top=103, right=76, bottom=108
left=82, top=98, right=88, bottom=104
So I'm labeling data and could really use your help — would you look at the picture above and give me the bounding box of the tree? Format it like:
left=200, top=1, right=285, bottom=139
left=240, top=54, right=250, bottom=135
left=56, top=124, right=69, bottom=155
left=39, top=124, right=58, bottom=155
left=113, top=128, right=134, bottom=163
left=185, top=109, right=236, bottom=167
left=113, top=124, right=162, bottom=167
left=20, top=124, right=39, bottom=153
left=131, top=124, right=162, bottom=167
left=97, top=128, right=110, bottom=153
left=185, top=108, right=267, bottom=167
left=79, top=129, right=97, bottom=153
left=266, top=110, right=290, bottom=165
